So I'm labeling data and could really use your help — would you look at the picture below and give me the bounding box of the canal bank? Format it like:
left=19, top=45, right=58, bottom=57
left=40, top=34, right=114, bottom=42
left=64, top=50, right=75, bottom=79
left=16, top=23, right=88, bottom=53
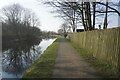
left=23, top=38, right=60, bottom=78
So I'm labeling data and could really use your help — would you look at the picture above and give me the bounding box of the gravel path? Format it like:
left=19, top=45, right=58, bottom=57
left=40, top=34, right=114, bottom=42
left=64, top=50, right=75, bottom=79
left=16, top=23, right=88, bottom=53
left=52, top=38, right=99, bottom=78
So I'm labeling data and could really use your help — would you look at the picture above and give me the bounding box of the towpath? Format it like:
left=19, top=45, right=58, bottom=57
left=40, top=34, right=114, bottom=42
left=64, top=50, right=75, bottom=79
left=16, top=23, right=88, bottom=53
left=52, top=38, right=100, bottom=78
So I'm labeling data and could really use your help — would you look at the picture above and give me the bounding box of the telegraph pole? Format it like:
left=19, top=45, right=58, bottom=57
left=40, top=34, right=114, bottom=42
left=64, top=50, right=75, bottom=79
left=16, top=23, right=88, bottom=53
left=118, top=1, right=120, bottom=27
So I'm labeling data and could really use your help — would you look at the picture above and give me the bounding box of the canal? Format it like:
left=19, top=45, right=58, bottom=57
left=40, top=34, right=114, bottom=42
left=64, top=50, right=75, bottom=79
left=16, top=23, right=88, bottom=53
left=2, top=38, right=56, bottom=78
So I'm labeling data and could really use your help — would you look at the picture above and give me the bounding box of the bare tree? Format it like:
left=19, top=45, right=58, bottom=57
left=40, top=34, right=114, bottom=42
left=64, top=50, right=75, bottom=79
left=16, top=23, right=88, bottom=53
left=44, top=0, right=78, bottom=32
left=22, top=10, right=40, bottom=28
left=2, top=4, right=23, bottom=24
left=60, top=22, right=70, bottom=38
left=60, top=23, right=69, bottom=33
left=1, top=4, right=41, bottom=40
left=43, top=0, right=120, bottom=31
left=31, top=12, right=40, bottom=27
left=2, top=4, right=40, bottom=28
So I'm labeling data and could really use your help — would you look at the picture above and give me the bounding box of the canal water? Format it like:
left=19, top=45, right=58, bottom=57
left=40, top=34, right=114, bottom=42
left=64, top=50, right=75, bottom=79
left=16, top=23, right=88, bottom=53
left=2, top=38, right=56, bottom=78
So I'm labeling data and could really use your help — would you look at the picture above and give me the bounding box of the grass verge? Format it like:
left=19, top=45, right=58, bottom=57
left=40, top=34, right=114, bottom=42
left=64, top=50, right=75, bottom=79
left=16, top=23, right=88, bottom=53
left=22, top=38, right=60, bottom=78
left=67, top=39, right=118, bottom=78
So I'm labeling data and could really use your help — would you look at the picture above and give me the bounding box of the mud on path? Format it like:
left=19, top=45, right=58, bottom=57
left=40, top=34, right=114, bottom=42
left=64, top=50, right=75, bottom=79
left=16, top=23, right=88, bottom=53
left=52, top=38, right=100, bottom=78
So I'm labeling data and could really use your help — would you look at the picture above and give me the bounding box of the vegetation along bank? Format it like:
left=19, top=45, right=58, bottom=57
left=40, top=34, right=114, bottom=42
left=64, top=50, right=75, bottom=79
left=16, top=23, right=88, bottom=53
left=23, top=38, right=60, bottom=78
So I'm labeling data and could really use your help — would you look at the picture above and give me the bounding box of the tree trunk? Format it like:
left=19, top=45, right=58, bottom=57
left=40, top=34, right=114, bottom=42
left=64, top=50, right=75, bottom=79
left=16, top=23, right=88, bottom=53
left=73, top=9, right=76, bottom=32
left=88, top=2, right=92, bottom=30
left=93, top=2, right=96, bottom=30
left=84, top=2, right=92, bottom=30
left=103, top=1, right=108, bottom=29
left=84, top=2, right=88, bottom=30
left=81, top=2, right=87, bottom=31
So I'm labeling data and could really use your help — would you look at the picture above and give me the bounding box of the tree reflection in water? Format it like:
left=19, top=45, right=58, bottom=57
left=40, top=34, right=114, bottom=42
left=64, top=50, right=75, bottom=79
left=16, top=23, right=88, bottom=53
left=2, top=38, right=42, bottom=77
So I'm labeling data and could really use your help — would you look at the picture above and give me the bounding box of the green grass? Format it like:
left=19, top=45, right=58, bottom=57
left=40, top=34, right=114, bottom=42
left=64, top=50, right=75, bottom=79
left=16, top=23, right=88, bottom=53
left=67, top=40, right=118, bottom=78
left=22, top=38, right=60, bottom=78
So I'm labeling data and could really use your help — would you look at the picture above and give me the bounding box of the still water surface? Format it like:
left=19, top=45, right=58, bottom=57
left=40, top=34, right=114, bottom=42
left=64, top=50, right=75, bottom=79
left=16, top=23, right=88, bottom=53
left=2, top=38, right=56, bottom=78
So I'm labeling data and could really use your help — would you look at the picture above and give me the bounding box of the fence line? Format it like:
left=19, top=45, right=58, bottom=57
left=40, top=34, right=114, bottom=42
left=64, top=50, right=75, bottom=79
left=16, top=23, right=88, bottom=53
left=69, top=28, right=120, bottom=71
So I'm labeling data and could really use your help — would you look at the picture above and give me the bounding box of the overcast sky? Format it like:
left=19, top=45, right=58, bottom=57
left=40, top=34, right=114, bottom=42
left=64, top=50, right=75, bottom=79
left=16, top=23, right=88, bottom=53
left=0, top=0, right=119, bottom=32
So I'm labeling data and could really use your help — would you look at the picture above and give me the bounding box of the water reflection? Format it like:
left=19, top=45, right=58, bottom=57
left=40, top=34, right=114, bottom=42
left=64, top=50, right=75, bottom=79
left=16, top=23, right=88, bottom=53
left=2, top=38, right=42, bottom=78
left=2, top=38, right=56, bottom=78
